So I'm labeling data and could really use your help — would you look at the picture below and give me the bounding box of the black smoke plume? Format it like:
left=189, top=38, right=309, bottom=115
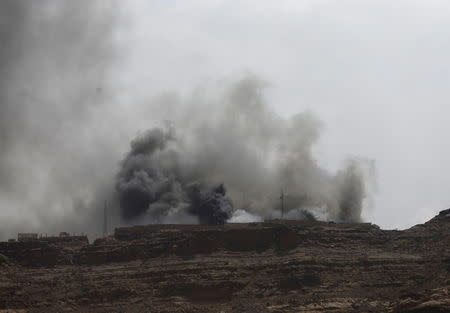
left=116, top=75, right=371, bottom=224
left=186, top=183, right=234, bottom=225
left=0, top=2, right=373, bottom=238
left=116, top=128, right=234, bottom=225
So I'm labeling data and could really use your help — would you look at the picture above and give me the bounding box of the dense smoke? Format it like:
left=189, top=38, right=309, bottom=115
left=0, top=2, right=373, bottom=239
left=116, top=127, right=235, bottom=225
left=0, top=1, right=118, bottom=238
left=116, top=76, right=369, bottom=224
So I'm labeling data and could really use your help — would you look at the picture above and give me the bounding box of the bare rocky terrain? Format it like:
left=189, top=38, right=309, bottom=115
left=0, top=210, right=449, bottom=313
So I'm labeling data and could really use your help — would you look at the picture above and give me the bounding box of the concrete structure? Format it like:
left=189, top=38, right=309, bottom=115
left=17, top=233, right=38, bottom=242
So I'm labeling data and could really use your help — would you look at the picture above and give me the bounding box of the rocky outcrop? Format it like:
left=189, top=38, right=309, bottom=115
left=0, top=210, right=449, bottom=312
left=0, top=235, right=89, bottom=266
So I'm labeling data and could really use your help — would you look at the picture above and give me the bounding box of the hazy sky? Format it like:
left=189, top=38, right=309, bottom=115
left=117, top=0, right=450, bottom=229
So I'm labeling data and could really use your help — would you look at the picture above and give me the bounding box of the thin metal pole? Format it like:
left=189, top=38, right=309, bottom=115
left=103, top=201, right=107, bottom=237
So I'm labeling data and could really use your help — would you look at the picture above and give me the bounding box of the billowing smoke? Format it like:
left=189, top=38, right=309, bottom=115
left=0, top=1, right=119, bottom=239
left=116, top=75, right=370, bottom=224
left=0, top=2, right=373, bottom=239
left=186, top=183, right=234, bottom=225
left=116, top=127, right=234, bottom=225
left=335, top=161, right=366, bottom=222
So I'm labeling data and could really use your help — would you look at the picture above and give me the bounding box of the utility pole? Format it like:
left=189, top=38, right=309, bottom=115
left=280, top=189, right=285, bottom=218
left=103, top=201, right=108, bottom=237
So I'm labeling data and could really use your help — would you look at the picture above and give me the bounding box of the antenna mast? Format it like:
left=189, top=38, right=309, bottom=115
left=103, top=201, right=108, bottom=237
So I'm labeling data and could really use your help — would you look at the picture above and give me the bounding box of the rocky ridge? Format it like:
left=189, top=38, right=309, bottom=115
left=0, top=210, right=449, bottom=312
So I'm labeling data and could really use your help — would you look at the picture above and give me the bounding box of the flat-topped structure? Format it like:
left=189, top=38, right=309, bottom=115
left=17, top=233, right=38, bottom=242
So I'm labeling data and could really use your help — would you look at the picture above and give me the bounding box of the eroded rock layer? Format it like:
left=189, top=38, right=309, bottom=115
left=0, top=210, right=449, bottom=312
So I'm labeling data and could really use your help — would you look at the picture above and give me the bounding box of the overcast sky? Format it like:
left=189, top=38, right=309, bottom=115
left=116, top=0, right=450, bottom=229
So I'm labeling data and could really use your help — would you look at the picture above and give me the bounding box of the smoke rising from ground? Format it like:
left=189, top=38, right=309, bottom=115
left=116, top=76, right=369, bottom=224
left=116, top=126, right=235, bottom=225
left=0, top=1, right=119, bottom=239
left=124, top=0, right=450, bottom=229
left=0, top=1, right=379, bottom=239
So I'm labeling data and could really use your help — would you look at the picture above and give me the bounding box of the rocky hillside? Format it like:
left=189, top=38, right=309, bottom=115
left=0, top=210, right=449, bottom=312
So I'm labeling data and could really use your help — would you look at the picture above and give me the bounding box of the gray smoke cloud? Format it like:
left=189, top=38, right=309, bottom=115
left=116, top=75, right=370, bottom=224
left=122, top=0, right=450, bottom=229
left=0, top=1, right=119, bottom=239
left=0, top=1, right=374, bottom=239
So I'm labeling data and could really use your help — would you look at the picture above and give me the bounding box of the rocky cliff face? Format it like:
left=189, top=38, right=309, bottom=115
left=0, top=211, right=449, bottom=312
